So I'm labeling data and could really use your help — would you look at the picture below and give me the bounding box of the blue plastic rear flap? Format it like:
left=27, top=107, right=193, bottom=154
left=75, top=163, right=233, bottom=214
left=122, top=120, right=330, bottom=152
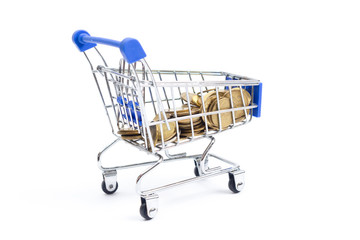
left=225, top=76, right=262, bottom=118
left=225, top=76, right=232, bottom=90
left=119, top=38, right=146, bottom=63
left=245, top=83, right=262, bottom=117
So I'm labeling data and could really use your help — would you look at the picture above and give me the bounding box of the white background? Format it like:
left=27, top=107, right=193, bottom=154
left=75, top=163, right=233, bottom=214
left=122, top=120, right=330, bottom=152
left=1, top=0, right=359, bottom=239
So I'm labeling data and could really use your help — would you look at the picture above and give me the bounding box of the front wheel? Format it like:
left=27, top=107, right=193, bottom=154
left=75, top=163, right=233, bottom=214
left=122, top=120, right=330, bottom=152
left=228, top=173, right=243, bottom=193
left=101, top=180, right=118, bottom=194
left=139, top=197, right=157, bottom=220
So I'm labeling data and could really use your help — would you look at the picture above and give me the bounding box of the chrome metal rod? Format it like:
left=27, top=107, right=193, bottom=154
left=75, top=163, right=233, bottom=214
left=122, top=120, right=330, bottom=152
left=165, top=149, right=186, bottom=159
left=199, top=136, right=216, bottom=174
left=97, top=138, right=122, bottom=171
left=97, top=137, right=200, bottom=172
left=136, top=153, right=164, bottom=194
left=147, top=104, right=257, bottom=126
left=208, top=153, right=240, bottom=168
left=140, top=166, right=237, bottom=196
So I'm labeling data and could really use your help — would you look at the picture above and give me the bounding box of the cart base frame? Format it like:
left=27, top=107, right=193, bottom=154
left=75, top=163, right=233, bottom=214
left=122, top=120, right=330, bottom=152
left=98, top=136, right=245, bottom=220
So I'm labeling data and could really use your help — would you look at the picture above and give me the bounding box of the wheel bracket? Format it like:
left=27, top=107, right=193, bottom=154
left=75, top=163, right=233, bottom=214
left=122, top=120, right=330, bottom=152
left=103, top=170, right=117, bottom=192
left=142, top=193, right=159, bottom=219
left=230, top=169, right=245, bottom=192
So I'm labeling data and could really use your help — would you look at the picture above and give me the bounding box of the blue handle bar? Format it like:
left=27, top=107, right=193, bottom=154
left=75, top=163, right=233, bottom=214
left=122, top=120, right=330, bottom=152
left=72, top=30, right=146, bottom=64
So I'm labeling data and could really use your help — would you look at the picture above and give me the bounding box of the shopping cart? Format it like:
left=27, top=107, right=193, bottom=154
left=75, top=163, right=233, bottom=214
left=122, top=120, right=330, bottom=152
left=72, top=30, right=262, bottom=220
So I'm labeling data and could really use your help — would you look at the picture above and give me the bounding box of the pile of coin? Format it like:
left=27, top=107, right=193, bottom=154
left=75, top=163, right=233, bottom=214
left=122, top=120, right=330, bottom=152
left=118, top=88, right=251, bottom=148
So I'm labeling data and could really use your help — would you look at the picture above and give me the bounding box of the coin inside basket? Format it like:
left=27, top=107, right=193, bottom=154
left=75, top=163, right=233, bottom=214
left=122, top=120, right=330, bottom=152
left=118, top=128, right=141, bottom=136
left=208, top=97, right=234, bottom=130
left=153, top=114, right=177, bottom=142
left=180, top=92, right=201, bottom=107
left=121, top=134, right=143, bottom=140
left=146, top=125, right=158, bottom=150
left=166, top=105, right=200, bottom=117
left=223, top=88, right=251, bottom=119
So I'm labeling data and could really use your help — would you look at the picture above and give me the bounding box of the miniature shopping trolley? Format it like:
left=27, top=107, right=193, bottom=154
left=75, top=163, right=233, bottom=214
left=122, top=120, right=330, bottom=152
left=72, top=30, right=262, bottom=220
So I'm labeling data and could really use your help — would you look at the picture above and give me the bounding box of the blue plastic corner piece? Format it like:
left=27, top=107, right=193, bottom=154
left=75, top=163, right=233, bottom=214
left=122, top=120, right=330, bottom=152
left=72, top=30, right=97, bottom=52
left=226, top=75, right=262, bottom=118
left=117, top=96, right=127, bottom=106
left=119, top=38, right=146, bottom=64
left=245, top=82, right=262, bottom=118
left=225, top=76, right=232, bottom=90
left=117, top=97, right=142, bottom=126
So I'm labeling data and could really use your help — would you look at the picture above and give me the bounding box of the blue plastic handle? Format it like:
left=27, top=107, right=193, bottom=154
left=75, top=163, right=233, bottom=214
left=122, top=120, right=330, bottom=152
left=72, top=30, right=146, bottom=63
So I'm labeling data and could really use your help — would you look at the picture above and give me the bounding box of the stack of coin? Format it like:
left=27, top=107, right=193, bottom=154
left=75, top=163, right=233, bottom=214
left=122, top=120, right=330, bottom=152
left=153, top=113, right=177, bottom=143
left=200, top=88, right=251, bottom=130
left=206, top=97, right=233, bottom=130
left=223, top=88, right=251, bottom=119
left=176, top=106, right=205, bottom=138
left=118, top=128, right=143, bottom=140
left=179, top=119, right=205, bottom=138
left=165, top=105, right=204, bottom=138
left=166, top=105, right=200, bottom=117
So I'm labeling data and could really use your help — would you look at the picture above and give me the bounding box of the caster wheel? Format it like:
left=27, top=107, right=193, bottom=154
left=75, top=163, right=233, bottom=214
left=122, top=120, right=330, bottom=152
left=139, top=198, right=152, bottom=220
left=193, top=160, right=200, bottom=176
left=194, top=167, right=200, bottom=177
left=228, top=173, right=241, bottom=193
left=101, top=180, right=118, bottom=194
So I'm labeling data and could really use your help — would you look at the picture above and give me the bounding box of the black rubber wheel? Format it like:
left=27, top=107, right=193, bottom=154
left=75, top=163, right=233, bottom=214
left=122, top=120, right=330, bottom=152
left=194, top=167, right=200, bottom=177
left=228, top=173, right=241, bottom=193
left=193, top=160, right=200, bottom=177
left=139, top=198, right=152, bottom=220
left=101, top=180, right=118, bottom=194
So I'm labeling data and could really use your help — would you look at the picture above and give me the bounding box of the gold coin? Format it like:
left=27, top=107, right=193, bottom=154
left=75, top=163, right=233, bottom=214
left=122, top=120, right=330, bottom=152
left=153, top=114, right=176, bottom=142
left=180, top=130, right=204, bottom=138
left=163, top=131, right=178, bottom=143
left=196, top=89, right=227, bottom=106
left=121, top=134, right=143, bottom=140
left=146, top=125, right=158, bottom=150
left=178, top=119, right=204, bottom=128
left=202, top=90, right=228, bottom=110
left=209, top=97, right=234, bottom=130
left=118, top=128, right=141, bottom=136
left=200, top=94, right=218, bottom=124
left=177, top=108, right=200, bottom=117
left=164, top=135, right=178, bottom=144
left=181, top=92, right=201, bottom=106
left=202, top=91, right=217, bottom=109
left=179, top=119, right=205, bottom=130
left=178, top=116, right=202, bottom=124
left=177, top=106, right=200, bottom=117
left=204, top=98, right=222, bottom=128
left=166, top=105, right=200, bottom=117
left=196, top=89, right=215, bottom=106
left=223, top=88, right=251, bottom=118
left=180, top=124, right=205, bottom=133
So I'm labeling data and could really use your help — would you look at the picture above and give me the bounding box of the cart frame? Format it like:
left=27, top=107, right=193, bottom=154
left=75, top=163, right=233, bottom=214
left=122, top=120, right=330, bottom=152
left=72, top=30, right=262, bottom=220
